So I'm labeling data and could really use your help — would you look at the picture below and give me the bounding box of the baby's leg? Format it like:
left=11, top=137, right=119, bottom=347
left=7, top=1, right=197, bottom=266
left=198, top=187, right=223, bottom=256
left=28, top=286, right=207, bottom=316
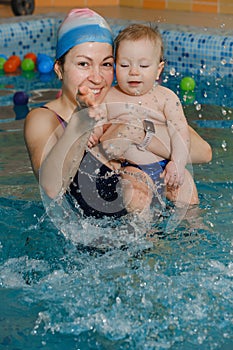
left=165, top=169, right=199, bottom=206
left=120, top=166, right=154, bottom=215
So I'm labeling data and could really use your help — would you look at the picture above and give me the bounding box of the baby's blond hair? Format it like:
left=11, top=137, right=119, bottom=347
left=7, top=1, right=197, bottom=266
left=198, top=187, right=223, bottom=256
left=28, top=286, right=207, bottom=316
left=114, top=23, right=164, bottom=62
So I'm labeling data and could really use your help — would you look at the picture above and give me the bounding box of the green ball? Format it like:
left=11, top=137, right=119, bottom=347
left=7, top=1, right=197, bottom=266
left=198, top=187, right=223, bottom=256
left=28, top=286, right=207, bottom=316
left=0, top=57, right=6, bottom=70
left=21, top=58, right=35, bottom=71
left=180, top=76, right=196, bottom=91
left=180, top=91, right=196, bottom=105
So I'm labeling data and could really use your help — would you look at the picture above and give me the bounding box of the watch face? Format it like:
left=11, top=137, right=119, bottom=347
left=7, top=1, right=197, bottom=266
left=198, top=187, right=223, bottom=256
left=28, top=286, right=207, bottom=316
left=143, top=120, right=155, bottom=133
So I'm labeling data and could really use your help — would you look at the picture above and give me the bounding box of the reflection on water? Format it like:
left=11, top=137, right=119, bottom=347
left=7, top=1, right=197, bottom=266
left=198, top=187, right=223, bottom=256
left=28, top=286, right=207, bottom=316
left=0, top=82, right=232, bottom=349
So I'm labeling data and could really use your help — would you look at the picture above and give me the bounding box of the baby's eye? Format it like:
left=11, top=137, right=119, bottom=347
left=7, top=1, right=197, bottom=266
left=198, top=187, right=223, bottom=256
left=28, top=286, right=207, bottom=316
left=120, top=64, right=129, bottom=68
left=140, top=65, right=149, bottom=68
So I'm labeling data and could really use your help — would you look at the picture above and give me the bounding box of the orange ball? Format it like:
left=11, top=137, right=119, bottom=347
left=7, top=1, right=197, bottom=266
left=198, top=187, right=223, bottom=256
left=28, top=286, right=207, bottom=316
left=8, top=55, right=21, bottom=68
left=24, top=52, right=37, bottom=65
left=3, top=59, right=18, bottom=73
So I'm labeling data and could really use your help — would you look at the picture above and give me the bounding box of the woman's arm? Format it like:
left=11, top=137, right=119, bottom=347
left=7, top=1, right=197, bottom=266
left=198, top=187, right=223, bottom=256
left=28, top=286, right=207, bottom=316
left=24, top=106, right=95, bottom=198
left=96, top=119, right=212, bottom=164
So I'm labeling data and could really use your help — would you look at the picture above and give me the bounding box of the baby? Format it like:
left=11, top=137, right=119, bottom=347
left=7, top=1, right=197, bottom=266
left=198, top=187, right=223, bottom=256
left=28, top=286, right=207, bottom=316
left=88, top=23, right=198, bottom=214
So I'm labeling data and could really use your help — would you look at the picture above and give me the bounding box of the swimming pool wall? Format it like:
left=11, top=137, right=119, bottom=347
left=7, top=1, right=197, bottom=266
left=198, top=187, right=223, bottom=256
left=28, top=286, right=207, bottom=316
left=0, top=14, right=232, bottom=78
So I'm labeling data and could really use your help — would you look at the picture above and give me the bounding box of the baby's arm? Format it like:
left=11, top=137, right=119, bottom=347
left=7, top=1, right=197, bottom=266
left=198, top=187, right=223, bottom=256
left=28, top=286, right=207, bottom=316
left=160, top=88, right=190, bottom=188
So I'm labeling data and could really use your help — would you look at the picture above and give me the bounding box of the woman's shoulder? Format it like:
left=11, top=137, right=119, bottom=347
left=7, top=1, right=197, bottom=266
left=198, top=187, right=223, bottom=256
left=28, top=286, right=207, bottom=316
left=25, top=103, right=64, bottom=134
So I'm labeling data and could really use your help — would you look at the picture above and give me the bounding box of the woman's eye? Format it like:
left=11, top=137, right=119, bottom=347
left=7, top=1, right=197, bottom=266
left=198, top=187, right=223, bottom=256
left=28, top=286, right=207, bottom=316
left=78, top=61, right=89, bottom=67
left=103, top=62, right=113, bottom=67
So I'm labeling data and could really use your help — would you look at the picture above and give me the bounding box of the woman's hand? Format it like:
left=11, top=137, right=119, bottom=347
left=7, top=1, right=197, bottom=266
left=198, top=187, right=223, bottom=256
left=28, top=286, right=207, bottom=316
left=99, top=122, right=143, bottom=160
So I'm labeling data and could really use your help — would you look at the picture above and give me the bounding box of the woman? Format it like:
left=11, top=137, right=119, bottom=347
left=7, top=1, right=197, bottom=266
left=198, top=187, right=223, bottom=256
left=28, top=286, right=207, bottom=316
left=24, top=8, right=212, bottom=218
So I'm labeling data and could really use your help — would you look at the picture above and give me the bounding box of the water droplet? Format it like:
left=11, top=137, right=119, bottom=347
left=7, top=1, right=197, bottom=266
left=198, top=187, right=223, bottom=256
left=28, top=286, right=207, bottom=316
left=221, top=109, right=227, bottom=116
left=169, top=67, right=176, bottom=76
left=221, top=140, right=227, bottom=151
left=116, top=296, right=121, bottom=304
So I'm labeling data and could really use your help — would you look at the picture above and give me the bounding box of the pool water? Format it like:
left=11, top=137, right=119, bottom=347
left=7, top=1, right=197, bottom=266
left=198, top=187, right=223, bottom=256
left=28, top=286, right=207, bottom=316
left=0, top=71, right=232, bottom=350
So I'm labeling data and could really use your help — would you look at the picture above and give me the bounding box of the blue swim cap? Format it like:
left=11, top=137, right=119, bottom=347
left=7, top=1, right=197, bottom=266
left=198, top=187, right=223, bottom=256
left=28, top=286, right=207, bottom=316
left=56, top=8, right=113, bottom=59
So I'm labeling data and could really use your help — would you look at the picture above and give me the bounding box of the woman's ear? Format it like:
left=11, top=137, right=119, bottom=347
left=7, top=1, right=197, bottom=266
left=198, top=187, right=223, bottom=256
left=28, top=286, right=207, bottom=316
left=156, top=61, right=165, bottom=80
left=54, top=61, right=63, bottom=80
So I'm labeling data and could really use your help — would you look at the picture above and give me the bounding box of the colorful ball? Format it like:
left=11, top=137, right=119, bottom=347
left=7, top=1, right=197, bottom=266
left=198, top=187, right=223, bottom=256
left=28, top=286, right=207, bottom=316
left=24, top=52, right=37, bottom=65
left=180, top=91, right=196, bottom=105
left=13, top=91, right=29, bottom=105
left=37, top=54, right=54, bottom=74
left=8, top=55, right=21, bottom=68
left=0, top=54, right=7, bottom=60
left=180, top=77, right=196, bottom=91
left=0, top=57, right=6, bottom=70
left=3, top=60, right=18, bottom=73
left=3, top=55, right=21, bottom=73
left=21, top=58, right=35, bottom=71
left=14, top=105, right=29, bottom=120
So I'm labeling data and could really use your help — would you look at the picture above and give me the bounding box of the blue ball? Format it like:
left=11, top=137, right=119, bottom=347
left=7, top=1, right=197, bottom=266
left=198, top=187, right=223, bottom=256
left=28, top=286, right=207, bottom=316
left=13, top=91, right=29, bottom=105
left=0, top=54, right=7, bottom=60
left=37, top=54, right=54, bottom=74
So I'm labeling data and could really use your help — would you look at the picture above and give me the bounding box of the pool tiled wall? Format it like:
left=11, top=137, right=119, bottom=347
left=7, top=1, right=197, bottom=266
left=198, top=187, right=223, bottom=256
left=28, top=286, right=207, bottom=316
left=0, top=15, right=232, bottom=78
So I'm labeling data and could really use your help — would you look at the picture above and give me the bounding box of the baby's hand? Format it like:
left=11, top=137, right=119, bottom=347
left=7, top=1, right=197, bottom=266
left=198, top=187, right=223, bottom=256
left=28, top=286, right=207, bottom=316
left=160, top=160, right=185, bottom=189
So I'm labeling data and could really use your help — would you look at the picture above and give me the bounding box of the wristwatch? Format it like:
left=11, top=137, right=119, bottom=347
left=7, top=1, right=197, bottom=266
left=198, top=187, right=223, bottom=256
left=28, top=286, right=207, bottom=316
left=137, top=119, right=156, bottom=151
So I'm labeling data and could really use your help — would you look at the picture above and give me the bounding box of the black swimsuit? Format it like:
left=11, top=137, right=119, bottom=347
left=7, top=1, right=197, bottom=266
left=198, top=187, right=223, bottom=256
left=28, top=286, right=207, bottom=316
left=68, top=151, right=127, bottom=218
left=41, top=106, right=127, bottom=218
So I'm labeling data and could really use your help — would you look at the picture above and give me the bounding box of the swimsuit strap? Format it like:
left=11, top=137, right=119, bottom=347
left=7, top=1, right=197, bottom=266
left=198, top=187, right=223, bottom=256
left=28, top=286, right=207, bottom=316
left=40, top=106, right=67, bottom=128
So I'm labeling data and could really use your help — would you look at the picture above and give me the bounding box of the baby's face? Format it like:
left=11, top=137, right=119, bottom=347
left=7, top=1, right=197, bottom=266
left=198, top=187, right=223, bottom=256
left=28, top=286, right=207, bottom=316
left=115, top=38, right=163, bottom=96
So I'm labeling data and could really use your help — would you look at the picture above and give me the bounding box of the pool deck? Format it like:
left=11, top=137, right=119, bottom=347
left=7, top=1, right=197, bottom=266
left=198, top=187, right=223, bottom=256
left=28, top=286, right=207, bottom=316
left=0, top=5, right=233, bottom=30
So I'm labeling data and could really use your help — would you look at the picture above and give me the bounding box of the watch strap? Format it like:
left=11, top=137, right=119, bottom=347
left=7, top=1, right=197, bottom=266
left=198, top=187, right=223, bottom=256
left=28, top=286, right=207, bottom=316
left=137, top=132, right=153, bottom=151
left=136, top=119, right=155, bottom=151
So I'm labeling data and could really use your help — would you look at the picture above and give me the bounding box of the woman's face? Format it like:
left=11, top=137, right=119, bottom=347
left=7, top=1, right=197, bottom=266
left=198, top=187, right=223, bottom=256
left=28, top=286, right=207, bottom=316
left=58, top=42, right=114, bottom=104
